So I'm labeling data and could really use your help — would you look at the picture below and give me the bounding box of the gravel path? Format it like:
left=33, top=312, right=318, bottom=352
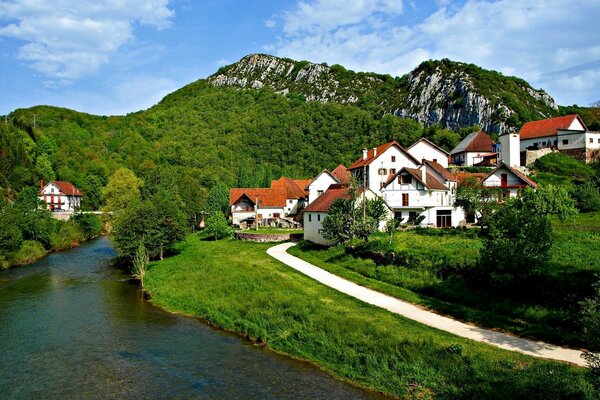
left=267, top=242, right=586, bottom=367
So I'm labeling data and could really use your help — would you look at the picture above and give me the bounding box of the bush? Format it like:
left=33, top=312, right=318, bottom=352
left=50, top=220, right=84, bottom=251
left=204, top=211, right=234, bottom=240
left=72, top=213, right=103, bottom=239
left=572, top=183, right=600, bottom=212
left=10, top=240, right=46, bottom=265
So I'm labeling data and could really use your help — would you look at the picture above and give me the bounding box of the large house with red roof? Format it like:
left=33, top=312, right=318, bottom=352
left=348, top=141, right=420, bottom=195
left=517, top=114, right=600, bottom=162
left=39, top=180, right=83, bottom=212
left=450, top=130, right=497, bottom=166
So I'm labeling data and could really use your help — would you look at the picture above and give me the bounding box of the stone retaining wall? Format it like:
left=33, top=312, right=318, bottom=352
left=235, top=232, right=303, bottom=243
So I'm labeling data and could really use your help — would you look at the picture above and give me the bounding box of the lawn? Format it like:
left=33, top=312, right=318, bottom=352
left=289, top=213, right=600, bottom=349
left=144, top=235, right=596, bottom=399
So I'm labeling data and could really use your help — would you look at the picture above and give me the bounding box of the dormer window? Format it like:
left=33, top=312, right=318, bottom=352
left=399, top=175, right=412, bottom=184
left=378, top=168, right=387, bottom=175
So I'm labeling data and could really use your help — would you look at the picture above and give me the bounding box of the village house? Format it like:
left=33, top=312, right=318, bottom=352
left=407, top=137, right=450, bottom=168
left=271, top=176, right=312, bottom=215
left=229, top=188, right=287, bottom=227
left=481, top=162, right=538, bottom=201
left=303, top=184, right=393, bottom=245
left=348, top=141, right=420, bottom=195
left=381, top=162, right=464, bottom=227
left=450, top=130, right=496, bottom=166
left=38, top=180, right=83, bottom=212
left=306, top=164, right=351, bottom=204
left=518, top=114, right=600, bottom=162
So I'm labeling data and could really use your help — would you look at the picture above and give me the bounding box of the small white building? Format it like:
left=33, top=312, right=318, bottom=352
left=519, top=114, right=600, bottom=162
left=450, top=130, right=496, bottom=166
left=381, top=163, right=464, bottom=227
left=38, top=181, right=83, bottom=212
left=482, top=162, right=538, bottom=201
left=348, top=141, right=420, bottom=195
left=230, top=188, right=287, bottom=227
left=303, top=185, right=392, bottom=245
left=307, top=164, right=351, bottom=205
left=407, top=137, right=450, bottom=168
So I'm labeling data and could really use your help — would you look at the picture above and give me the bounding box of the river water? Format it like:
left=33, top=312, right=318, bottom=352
left=0, top=237, right=386, bottom=399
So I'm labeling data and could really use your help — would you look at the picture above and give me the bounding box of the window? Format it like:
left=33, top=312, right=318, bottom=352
left=273, top=213, right=280, bottom=218
left=597, top=138, right=600, bottom=144
left=390, top=168, right=396, bottom=175
left=317, top=190, right=324, bottom=196
left=378, top=168, right=387, bottom=175
left=288, top=199, right=293, bottom=204
left=590, top=138, right=594, bottom=143
left=399, top=175, right=411, bottom=184
left=562, top=139, right=569, bottom=145
left=317, top=214, right=321, bottom=222
left=257, top=214, right=263, bottom=219
left=308, top=214, right=312, bottom=222
left=433, top=159, right=437, bottom=163
left=402, top=193, right=409, bottom=206
left=391, top=156, right=396, bottom=162
left=394, top=211, right=403, bottom=222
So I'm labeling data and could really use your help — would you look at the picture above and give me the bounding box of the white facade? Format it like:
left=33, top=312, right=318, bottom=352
left=499, top=133, right=521, bottom=167
left=451, top=151, right=490, bottom=167
left=307, top=171, right=338, bottom=204
left=407, top=139, right=449, bottom=168
left=39, top=182, right=82, bottom=211
left=482, top=164, right=535, bottom=200
left=303, top=212, right=330, bottom=245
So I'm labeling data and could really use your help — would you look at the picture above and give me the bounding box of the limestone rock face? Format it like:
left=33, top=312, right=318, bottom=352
left=209, top=54, right=559, bottom=134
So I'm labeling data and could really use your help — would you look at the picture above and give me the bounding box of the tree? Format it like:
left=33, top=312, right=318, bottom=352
left=385, top=218, right=400, bottom=244
left=132, top=241, right=149, bottom=287
left=204, top=211, right=233, bottom=240
left=572, top=183, right=600, bottom=212
left=205, top=183, right=231, bottom=216
left=102, top=168, right=143, bottom=213
left=581, top=277, right=600, bottom=388
left=454, top=176, right=500, bottom=231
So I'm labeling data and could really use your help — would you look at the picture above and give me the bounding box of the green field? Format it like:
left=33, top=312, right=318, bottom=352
left=289, top=213, right=600, bottom=348
left=144, top=235, right=595, bottom=399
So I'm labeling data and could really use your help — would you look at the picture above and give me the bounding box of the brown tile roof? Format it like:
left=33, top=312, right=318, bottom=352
left=424, top=160, right=455, bottom=181
left=453, top=172, right=488, bottom=187
left=303, top=185, right=352, bottom=213
left=230, top=188, right=287, bottom=208
left=42, top=181, right=83, bottom=196
left=293, top=179, right=313, bottom=191
left=484, top=163, right=538, bottom=189
left=331, top=164, right=351, bottom=184
left=451, top=130, right=495, bottom=154
left=519, top=114, right=586, bottom=140
left=384, top=167, right=449, bottom=190
left=348, top=141, right=419, bottom=170
left=271, top=177, right=307, bottom=199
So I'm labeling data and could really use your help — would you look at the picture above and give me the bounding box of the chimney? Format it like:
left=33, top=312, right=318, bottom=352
left=421, top=164, right=427, bottom=184
left=362, top=149, right=368, bottom=160
left=373, top=147, right=377, bottom=157
left=40, top=179, right=44, bottom=190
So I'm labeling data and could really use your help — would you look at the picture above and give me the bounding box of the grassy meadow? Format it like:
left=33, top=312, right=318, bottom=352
left=144, top=234, right=596, bottom=399
left=289, top=212, right=600, bottom=348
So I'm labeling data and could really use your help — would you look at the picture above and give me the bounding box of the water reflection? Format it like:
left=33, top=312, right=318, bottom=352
left=0, top=237, right=387, bottom=399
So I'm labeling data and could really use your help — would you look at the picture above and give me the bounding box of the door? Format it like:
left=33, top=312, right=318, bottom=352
left=436, top=210, right=452, bottom=228
left=402, top=193, right=409, bottom=206
left=500, top=173, right=508, bottom=187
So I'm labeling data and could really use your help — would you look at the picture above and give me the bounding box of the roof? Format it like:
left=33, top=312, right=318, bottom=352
left=518, top=114, right=587, bottom=140
left=303, top=185, right=352, bottom=213
left=331, top=164, right=351, bottom=185
left=408, top=137, right=450, bottom=155
left=230, top=188, right=287, bottom=208
left=293, top=179, right=312, bottom=191
left=451, top=130, right=495, bottom=154
left=384, top=167, right=449, bottom=191
left=41, top=181, right=83, bottom=196
left=423, top=160, right=455, bottom=181
left=271, top=177, right=308, bottom=199
left=453, top=172, right=488, bottom=187
left=484, top=162, right=538, bottom=189
left=348, top=141, right=419, bottom=170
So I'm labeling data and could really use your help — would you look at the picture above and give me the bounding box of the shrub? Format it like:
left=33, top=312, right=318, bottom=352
left=10, top=240, right=46, bottom=265
left=572, top=183, right=600, bottom=212
left=204, top=211, right=234, bottom=240
left=50, top=220, right=84, bottom=251
left=72, top=213, right=103, bottom=239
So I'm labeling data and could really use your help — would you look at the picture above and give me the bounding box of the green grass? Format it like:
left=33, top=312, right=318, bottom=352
left=289, top=215, right=600, bottom=348
left=144, top=235, right=596, bottom=399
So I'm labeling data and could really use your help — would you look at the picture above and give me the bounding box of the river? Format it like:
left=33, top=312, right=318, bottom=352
left=0, top=237, right=387, bottom=399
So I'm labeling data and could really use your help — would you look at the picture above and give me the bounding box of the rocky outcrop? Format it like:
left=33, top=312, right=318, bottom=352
left=209, top=54, right=559, bottom=135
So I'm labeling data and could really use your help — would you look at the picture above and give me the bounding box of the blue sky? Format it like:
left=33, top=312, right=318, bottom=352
left=1, top=0, right=599, bottom=116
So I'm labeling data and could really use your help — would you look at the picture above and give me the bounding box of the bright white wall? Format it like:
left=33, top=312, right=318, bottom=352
left=407, top=141, right=448, bottom=168
left=308, top=172, right=338, bottom=204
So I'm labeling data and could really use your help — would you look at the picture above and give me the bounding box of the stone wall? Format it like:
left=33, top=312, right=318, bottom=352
left=235, top=232, right=303, bottom=243
left=522, top=148, right=556, bottom=166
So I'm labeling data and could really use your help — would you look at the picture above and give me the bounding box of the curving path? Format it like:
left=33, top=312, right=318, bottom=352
left=267, top=242, right=586, bottom=367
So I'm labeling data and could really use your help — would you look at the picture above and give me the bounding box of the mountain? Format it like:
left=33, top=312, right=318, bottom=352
left=209, top=54, right=559, bottom=134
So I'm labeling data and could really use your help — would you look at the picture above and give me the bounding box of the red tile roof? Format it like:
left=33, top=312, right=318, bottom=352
left=519, top=114, right=587, bottom=140
left=424, top=160, right=455, bottom=181
left=331, top=164, right=351, bottom=184
left=303, top=185, right=352, bottom=213
left=230, top=188, right=287, bottom=208
left=348, top=141, right=419, bottom=170
left=293, top=179, right=313, bottom=191
left=451, top=130, right=495, bottom=154
left=271, top=177, right=308, bottom=199
left=41, top=181, right=83, bottom=196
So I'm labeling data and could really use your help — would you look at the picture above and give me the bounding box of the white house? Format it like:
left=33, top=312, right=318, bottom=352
left=519, top=114, right=600, bottom=162
left=229, top=188, right=287, bottom=227
left=271, top=177, right=311, bottom=215
left=407, top=137, right=450, bottom=168
left=348, top=141, right=419, bottom=195
left=381, top=163, right=464, bottom=227
left=307, top=164, right=351, bottom=205
left=303, top=184, right=393, bottom=245
left=482, top=162, right=538, bottom=201
left=450, top=130, right=496, bottom=166
left=38, top=180, right=83, bottom=212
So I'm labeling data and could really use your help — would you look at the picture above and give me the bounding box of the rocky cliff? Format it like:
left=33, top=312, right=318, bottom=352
left=209, top=54, right=559, bottom=134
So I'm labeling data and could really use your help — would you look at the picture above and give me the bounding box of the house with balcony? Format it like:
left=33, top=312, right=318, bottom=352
left=38, top=180, right=83, bottom=212
left=381, top=163, right=464, bottom=227
left=481, top=162, right=538, bottom=201
left=450, top=130, right=496, bottom=166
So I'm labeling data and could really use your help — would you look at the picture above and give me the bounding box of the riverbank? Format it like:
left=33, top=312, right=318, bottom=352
left=144, top=234, right=597, bottom=399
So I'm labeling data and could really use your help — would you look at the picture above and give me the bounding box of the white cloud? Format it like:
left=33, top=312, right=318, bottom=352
left=270, top=0, right=600, bottom=105
left=0, top=0, right=174, bottom=82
